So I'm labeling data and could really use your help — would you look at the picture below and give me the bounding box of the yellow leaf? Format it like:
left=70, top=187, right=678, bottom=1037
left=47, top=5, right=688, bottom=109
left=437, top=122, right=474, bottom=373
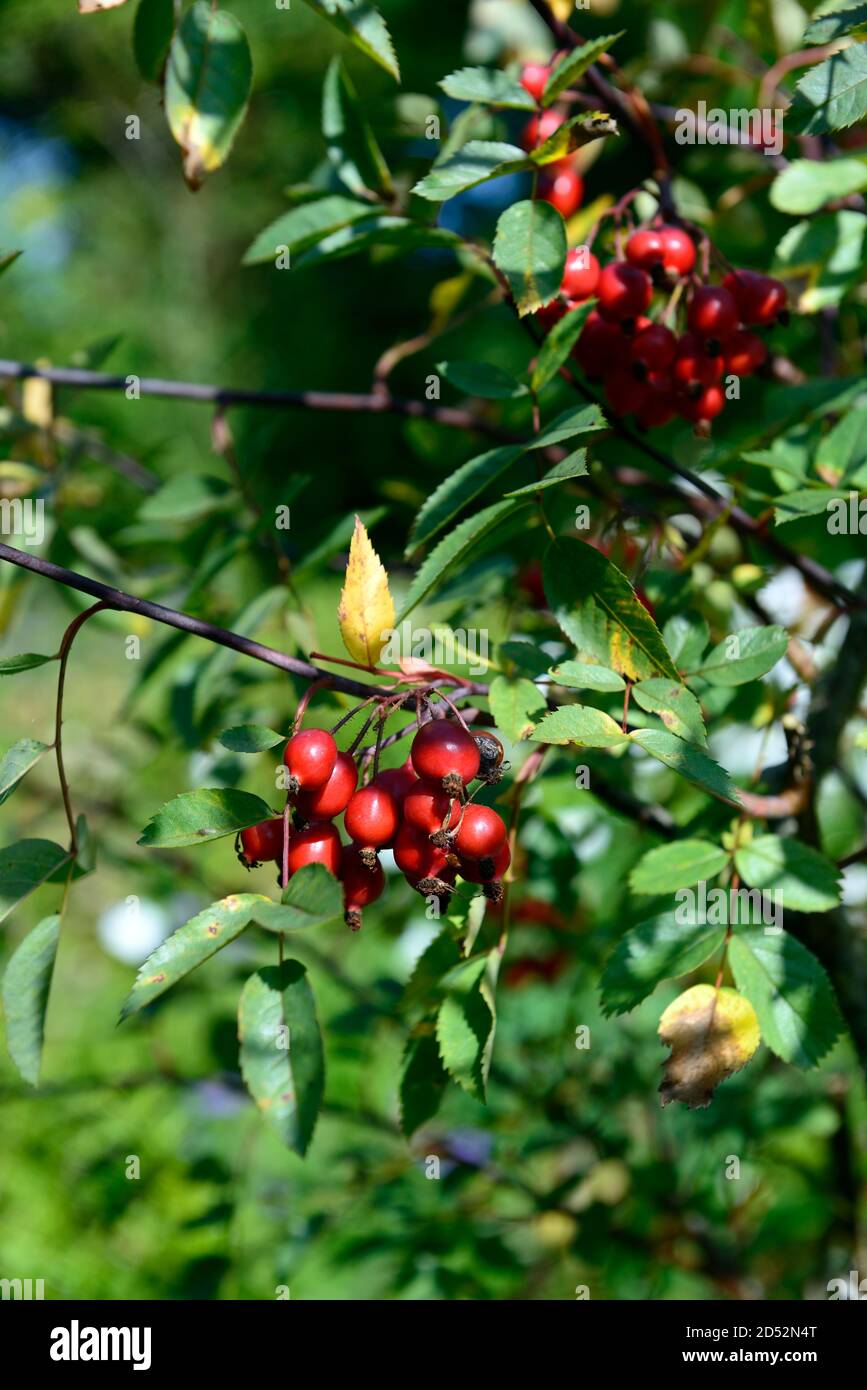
left=338, top=517, right=395, bottom=668
left=658, top=984, right=760, bottom=1109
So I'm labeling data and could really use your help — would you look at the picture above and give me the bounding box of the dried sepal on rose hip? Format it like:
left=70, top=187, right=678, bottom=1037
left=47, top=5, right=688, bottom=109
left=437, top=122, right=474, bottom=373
left=340, top=844, right=385, bottom=932
left=474, top=731, right=507, bottom=784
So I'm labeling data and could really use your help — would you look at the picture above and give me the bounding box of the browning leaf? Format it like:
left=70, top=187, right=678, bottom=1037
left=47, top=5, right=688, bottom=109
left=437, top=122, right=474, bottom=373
left=338, top=515, right=395, bottom=667
left=658, top=984, right=760, bottom=1109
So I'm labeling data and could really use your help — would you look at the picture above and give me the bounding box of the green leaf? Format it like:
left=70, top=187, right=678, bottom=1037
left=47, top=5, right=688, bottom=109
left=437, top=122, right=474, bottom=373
left=787, top=43, right=867, bottom=135
left=322, top=57, right=393, bottom=199
left=773, top=485, right=840, bottom=525
left=138, top=788, right=276, bottom=849
left=770, top=157, right=867, bottom=215
left=412, top=140, right=528, bottom=202
left=630, top=841, right=730, bottom=896
left=407, top=445, right=524, bottom=553
left=133, top=0, right=174, bottom=82
left=542, top=32, right=624, bottom=105
left=803, top=3, right=867, bottom=42
left=165, top=1, right=253, bottom=189
left=544, top=537, right=680, bottom=682
left=689, top=626, right=789, bottom=686
left=293, top=216, right=460, bottom=268
left=600, top=912, right=726, bottom=1016
left=138, top=474, right=233, bottom=523
left=402, top=929, right=465, bottom=1015
left=0, top=652, right=56, bottom=675
left=503, top=449, right=588, bottom=498
left=775, top=210, right=866, bottom=313
left=493, top=199, right=567, bottom=317
left=436, top=954, right=495, bottom=1100
left=0, top=739, right=49, bottom=806
left=817, top=403, right=867, bottom=483
left=400, top=1028, right=448, bottom=1136
left=0, top=250, right=22, bottom=279
left=249, top=864, right=343, bottom=933
left=531, top=703, right=629, bottom=748
left=399, top=497, right=528, bottom=618
left=218, top=724, right=284, bottom=754
left=238, top=961, right=325, bottom=1155
left=488, top=674, right=547, bottom=741
left=529, top=402, right=607, bottom=449
left=0, top=841, right=69, bottom=924
left=119, top=893, right=264, bottom=1019
left=438, top=360, right=528, bottom=400
left=632, top=678, right=707, bottom=746
left=2, top=914, right=60, bottom=1086
left=242, top=195, right=376, bottom=266
left=729, top=929, right=845, bottom=1066
left=663, top=613, right=709, bottom=670
left=734, top=835, right=841, bottom=913
left=549, top=659, right=625, bottom=692
left=439, top=66, right=536, bottom=110
left=530, top=300, right=595, bottom=393
left=299, top=0, right=399, bottom=82
left=631, top=729, right=741, bottom=806
left=498, top=640, right=550, bottom=677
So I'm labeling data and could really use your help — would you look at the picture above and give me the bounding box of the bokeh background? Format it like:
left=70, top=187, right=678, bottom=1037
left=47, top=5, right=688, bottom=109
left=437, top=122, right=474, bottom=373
left=1, top=0, right=866, bottom=1300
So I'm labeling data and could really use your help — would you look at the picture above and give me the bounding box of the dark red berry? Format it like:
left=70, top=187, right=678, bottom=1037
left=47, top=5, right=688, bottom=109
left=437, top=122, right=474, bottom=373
left=239, top=818, right=285, bottom=867
left=678, top=385, right=726, bottom=423
left=630, top=323, right=677, bottom=375
left=459, top=842, right=512, bottom=884
left=687, top=285, right=740, bottom=341
left=636, top=390, right=677, bottom=429
left=521, top=108, right=563, bottom=150
left=723, top=270, right=788, bottom=326
left=403, top=779, right=460, bottom=836
left=283, top=727, right=338, bottom=793
left=535, top=299, right=568, bottom=333
left=573, top=310, right=624, bottom=378
left=520, top=63, right=550, bottom=102
left=394, top=823, right=450, bottom=885
left=625, top=228, right=664, bottom=270
left=372, top=759, right=417, bottom=807
left=722, top=329, right=768, bottom=377
left=454, top=804, right=508, bottom=861
left=410, top=719, right=480, bottom=791
left=284, top=821, right=342, bottom=878
left=603, top=368, right=649, bottom=417
left=596, top=262, right=653, bottom=324
left=295, top=750, right=357, bottom=821
left=561, top=247, right=600, bottom=302
left=344, top=785, right=399, bottom=853
left=340, top=844, right=385, bottom=931
left=538, top=164, right=583, bottom=219
left=658, top=225, right=696, bottom=276
left=672, top=332, right=723, bottom=390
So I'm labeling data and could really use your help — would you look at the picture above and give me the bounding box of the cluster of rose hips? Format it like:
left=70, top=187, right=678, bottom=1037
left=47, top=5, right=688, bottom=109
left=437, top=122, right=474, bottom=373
left=237, top=716, right=511, bottom=930
left=519, top=62, right=585, bottom=219
left=537, top=222, right=790, bottom=430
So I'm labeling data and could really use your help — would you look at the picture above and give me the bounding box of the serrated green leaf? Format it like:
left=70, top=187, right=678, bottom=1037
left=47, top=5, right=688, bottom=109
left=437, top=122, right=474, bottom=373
left=138, top=788, right=276, bottom=849
left=299, top=0, right=399, bottom=81
left=0, top=652, right=56, bottom=675
left=549, top=659, right=625, bottom=692
left=400, top=1027, right=448, bottom=1136
left=407, top=445, right=525, bottom=555
left=133, top=0, right=174, bottom=82
left=238, top=961, right=325, bottom=1155
left=775, top=210, right=866, bottom=313
left=630, top=841, right=730, bottom=896
left=399, top=497, right=528, bottom=618
left=542, top=33, right=624, bottom=105
left=436, top=954, right=494, bottom=1100
left=488, top=674, right=546, bottom=742
left=770, top=157, right=867, bottom=215
left=138, top=474, right=233, bottom=523
left=531, top=703, right=628, bottom=748
left=689, top=626, right=789, bottom=686
left=544, top=538, right=680, bottom=682
left=242, top=195, right=376, bottom=266
left=402, top=929, right=465, bottom=1015
left=530, top=111, right=618, bottom=163
left=412, top=140, right=529, bottom=202
left=293, top=217, right=461, bottom=268
left=787, top=43, right=867, bottom=135
left=2, top=915, right=60, bottom=1086
left=663, top=613, right=709, bottom=670
left=600, top=912, right=726, bottom=1015
left=774, top=486, right=839, bottom=525
left=493, top=199, right=567, bottom=317
left=817, top=403, right=867, bottom=484
left=250, top=864, right=343, bottom=933
left=322, top=57, right=393, bottom=199
left=218, top=724, right=284, bottom=754
left=530, top=403, right=607, bottom=449
left=729, top=929, right=845, bottom=1066
left=0, top=739, right=49, bottom=806
left=734, top=836, right=841, bottom=912
left=0, top=841, right=70, bottom=924
left=439, top=66, right=536, bottom=110
left=438, top=360, right=528, bottom=400
left=119, top=893, right=264, bottom=1019
left=631, top=729, right=741, bottom=806
left=632, top=678, right=707, bottom=746
left=165, top=2, right=253, bottom=189
left=530, top=300, right=595, bottom=392
left=504, top=449, right=588, bottom=499
left=804, top=3, right=867, bottom=42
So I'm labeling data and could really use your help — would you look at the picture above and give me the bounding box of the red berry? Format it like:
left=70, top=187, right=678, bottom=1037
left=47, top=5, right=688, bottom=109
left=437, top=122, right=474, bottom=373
left=521, top=108, right=563, bottom=150
left=372, top=759, right=417, bottom=807
left=459, top=842, right=512, bottom=884
left=393, top=823, right=450, bottom=884
left=538, top=165, right=583, bottom=219
left=672, top=332, right=723, bottom=389
left=535, top=299, right=568, bottom=333
left=604, top=368, right=649, bottom=417
left=630, top=323, right=677, bottom=375
left=678, top=385, right=726, bottom=422
left=283, top=727, right=338, bottom=793
left=722, top=329, right=768, bottom=377
left=285, top=821, right=342, bottom=878
left=410, top=719, right=480, bottom=790
left=723, top=270, right=788, bottom=326
left=340, top=844, right=385, bottom=931
left=658, top=225, right=696, bottom=276
left=344, top=785, right=399, bottom=851
left=636, top=391, right=677, bottom=430
left=295, top=751, right=357, bottom=821
left=573, top=310, right=624, bottom=378
left=596, top=262, right=653, bottom=324
left=454, top=804, right=508, bottom=861
left=239, top=818, right=285, bottom=867
left=403, top=779, right=461, bottom=836
left=687, top=285, right=739, bottom=342
left=561, top=247, right=600, bottom=302
left=625, top=228, right=665, bottom=270
left=520, top=62, right=550, bottom=102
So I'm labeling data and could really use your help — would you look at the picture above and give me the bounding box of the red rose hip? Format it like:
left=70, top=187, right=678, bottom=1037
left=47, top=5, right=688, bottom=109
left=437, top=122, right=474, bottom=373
left=597, top=262, right=653, bottom=324
left=410, top=719, right=480, bottom=793
left=239, top=818, right=285, bottom=867
left=295, top=750, right=357, bottom=821
left=284, top=821, right=342, bottom=879
left=340, top=844, right=385, bottom=931
left=283, top=727, right=338, bottom=794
